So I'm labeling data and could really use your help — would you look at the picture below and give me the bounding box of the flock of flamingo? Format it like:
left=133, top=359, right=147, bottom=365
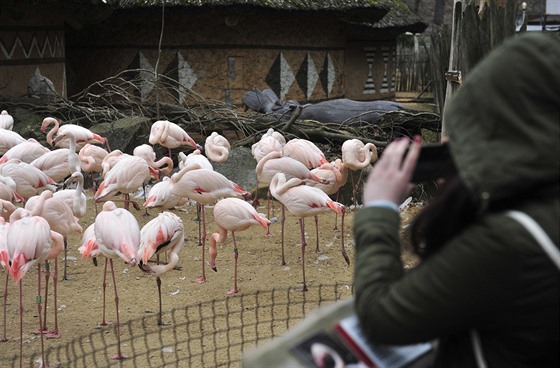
left=0, top=109, right=378, bottom=366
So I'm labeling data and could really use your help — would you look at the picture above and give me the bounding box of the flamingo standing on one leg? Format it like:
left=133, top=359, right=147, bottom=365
left=341, top=139, right=378, bottom=208
left=94, top=201, right=140, bottom=360
left=137, top=212, right=184, bottom=325
left=209, top=197, right=270, bottom=294
left=7, top=207, right=64, bottom=368
left=269, top=173, right=345, bottom=292
left=168, top=164, right=250, bottom=284
left=148, top=119, right=202, bottom=158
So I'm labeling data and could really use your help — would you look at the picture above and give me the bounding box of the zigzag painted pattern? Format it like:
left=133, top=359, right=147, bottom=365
left=0, top=32, right=64, bottom=60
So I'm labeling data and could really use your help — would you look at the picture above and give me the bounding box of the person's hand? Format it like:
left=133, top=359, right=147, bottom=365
left=362, top=136, right=421, bottom=206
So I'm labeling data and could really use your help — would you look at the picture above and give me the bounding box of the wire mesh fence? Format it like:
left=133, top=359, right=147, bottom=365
left=2, top=283, right=352, bottom=367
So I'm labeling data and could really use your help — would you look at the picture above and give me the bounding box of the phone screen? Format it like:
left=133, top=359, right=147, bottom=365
left=411, top=144, right=457, bottom=183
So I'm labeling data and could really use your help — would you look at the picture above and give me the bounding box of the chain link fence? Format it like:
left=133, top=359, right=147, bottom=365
left=3, top=283, right=352, bottom=367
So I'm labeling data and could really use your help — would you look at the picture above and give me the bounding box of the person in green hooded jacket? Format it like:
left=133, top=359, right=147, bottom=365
left=353, top=32, right=559, bottom=367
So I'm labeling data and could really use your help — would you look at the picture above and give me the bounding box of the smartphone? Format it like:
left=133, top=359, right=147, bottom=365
left=411, top=143, right=457, bottom=183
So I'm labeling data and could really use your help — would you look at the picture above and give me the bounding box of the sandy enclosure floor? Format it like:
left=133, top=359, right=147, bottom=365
left=0, top=189, right=422, bottom=367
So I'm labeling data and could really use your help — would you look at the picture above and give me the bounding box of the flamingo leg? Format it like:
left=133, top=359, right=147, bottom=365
left=340, top=210, right=350, bottom=265
left=265, top=190, right=272, bottom=237
left=314, top=215, right=323, bottom=254
left=156, top=276, right=169, bottom=326
left=1, top=272, right=8, bottom=342
left=18, top=280, right=23, bottom=368
left=36, top=264, right=48, bottom=368
left=99, top=258, right=109, bottom=326
left=227, top=232, right=239, bottom=295
left=251, top=182, right=260, bottom=208
left=350, top=171, right=357, bottom=208
left=355, top=169, right=365, bottom=207
left=142, top=184, right=150, bottom=217
left=196, top=205, right=207, bottom=284
left=62, top=238, right=69, bottom=281
left=280, top=204, right=286, bottom=266
left=196, top=204, right=202, bottom=247
left=299, top=218, right=308, bottom=292
left=109, top=259, right=127, bottom=360
left=47, top=259, right=60, bottom=339
left=34, top=261, right=50, bottom=335
left=333, top=191, right=341, bottom=231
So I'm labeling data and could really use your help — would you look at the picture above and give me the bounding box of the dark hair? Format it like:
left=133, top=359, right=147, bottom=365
left=410, top=176, right=478, bottom=258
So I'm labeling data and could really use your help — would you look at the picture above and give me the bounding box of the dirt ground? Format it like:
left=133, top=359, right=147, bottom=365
left=0, top=186, right=423, bottom=366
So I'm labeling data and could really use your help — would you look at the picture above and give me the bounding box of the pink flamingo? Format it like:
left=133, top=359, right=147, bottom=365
left=178, top=149, right=212, bottom=171
left=308, top=159, right=348, bottom=231
left=7, top=207, right=64, bottom=368
left=209, top=197, right=270, bottom=294
left=137, top=211, right=184, bottom=325
left=148, top=119, right=202, bottom=158
left=93, top=201, right=140, bottom=360
left=0, top=159, right=57, bottom=200
left=100, top=150, right=126, bottom=178
left=30, top=148, right=73, bottom=183
left=0, top=175, right=25, bottom=204
left=251, top=128, right=286, bottom=163
left=95, top=155, right=159, bottom=210
left=255, top=150, right=326, bottom=240
left=0, top=128, right=25, bottom=155
left=53, top=171, right=87, bottom=218
left=133, top=144, right=174, bottom=177
left=79, top=143, right=108, bottom=174
left=41, top=116, right=110, bottom=152
left=282, top=138, right=329, bottom=169
left=79, top=224, right=111, bottom=326
left=143, top=176, right=188, bottom=210
left=204, top=131, right=230, bottom=164
left=25, top=190, right=82, bottom=336
left=168, top=163, right=250, bottom=283
left=269, top=172, right=345, bottom=291
left=341, top=139, right=378, bottom=207
left=0, top=138, right=50, bottom=164
left=0, top=110, right=14, bottom=130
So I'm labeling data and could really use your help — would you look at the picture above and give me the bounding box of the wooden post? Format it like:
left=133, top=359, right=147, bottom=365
left=441, top=0, right=463, bottom=138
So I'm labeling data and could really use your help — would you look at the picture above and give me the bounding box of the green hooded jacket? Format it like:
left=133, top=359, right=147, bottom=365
left=353, top=32, right=559, bottom=367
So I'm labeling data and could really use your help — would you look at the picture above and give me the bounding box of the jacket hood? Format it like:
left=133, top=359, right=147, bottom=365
left=444, top=33, right=560, bottom=208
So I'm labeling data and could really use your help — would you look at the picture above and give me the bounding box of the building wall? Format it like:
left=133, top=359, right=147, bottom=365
left=0, top=8, right=66, bottom=99
left=66, top=8, right=397, bottom=106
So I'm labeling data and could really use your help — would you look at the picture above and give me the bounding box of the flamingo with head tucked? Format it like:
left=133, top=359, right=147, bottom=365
left=93, top=201, right=140, bottom=360
left=0, top=138, right=50, bottom=164
left=0, top=128, right=25, bottom=156
left=341, top=138, right=378, bottom=207
left=204, top=131, right=230, bottom=164
left=138, top=211, right=184, bottom=325
left=282, top=138, right=329, bottom=169
left=95, top=155, right=159, bottom=211
left=0, top=110, right=14, bottom=130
